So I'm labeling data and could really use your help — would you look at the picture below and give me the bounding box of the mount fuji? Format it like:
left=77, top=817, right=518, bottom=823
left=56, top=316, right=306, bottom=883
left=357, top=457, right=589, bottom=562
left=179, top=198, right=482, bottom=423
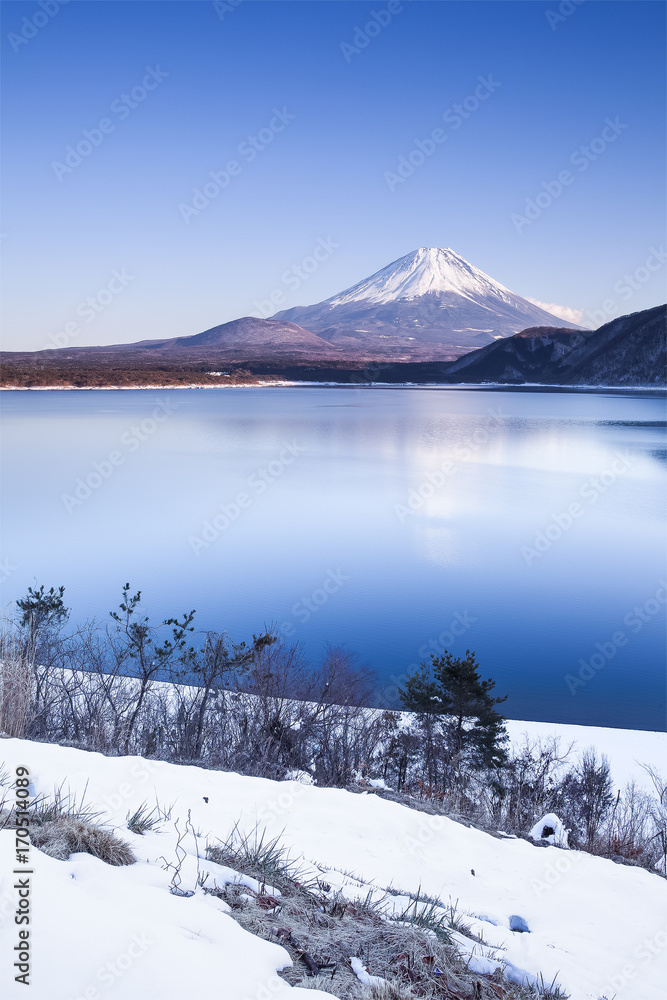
left=274, top=247, right=582, bottom=359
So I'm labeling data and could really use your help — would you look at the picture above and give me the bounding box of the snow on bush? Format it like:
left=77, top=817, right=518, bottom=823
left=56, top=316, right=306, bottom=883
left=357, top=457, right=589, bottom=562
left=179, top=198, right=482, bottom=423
left=529, top=812, right=570, bottom=848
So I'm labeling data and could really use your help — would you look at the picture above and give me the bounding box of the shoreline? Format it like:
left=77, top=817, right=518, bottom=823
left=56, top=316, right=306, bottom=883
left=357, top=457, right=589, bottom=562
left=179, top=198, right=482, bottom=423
left=1, top=381, right=665, bottom=393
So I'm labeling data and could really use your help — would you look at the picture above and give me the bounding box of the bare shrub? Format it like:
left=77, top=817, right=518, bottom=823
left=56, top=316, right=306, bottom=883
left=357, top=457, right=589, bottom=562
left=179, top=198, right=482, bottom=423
left=598, top=780, right=663, bottom=868
left=555, top=748, right=614, bottom=849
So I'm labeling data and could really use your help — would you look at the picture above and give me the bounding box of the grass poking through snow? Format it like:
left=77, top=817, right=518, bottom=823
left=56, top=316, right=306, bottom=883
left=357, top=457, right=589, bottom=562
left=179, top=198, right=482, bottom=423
left=204, top=823, right=569, bottom=999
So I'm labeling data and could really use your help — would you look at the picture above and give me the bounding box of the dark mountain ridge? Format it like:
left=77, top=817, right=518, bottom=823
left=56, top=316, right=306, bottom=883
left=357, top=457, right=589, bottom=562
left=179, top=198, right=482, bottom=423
left=442, top=305, right=666, bottom=386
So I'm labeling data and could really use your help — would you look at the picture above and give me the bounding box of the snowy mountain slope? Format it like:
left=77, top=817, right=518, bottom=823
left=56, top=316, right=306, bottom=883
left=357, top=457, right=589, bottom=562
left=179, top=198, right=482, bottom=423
left=1, top=738, right=666, bottom=1000
left=274, top=248, right=582, bottom=355
left=325, top=247, right=519, bottom=307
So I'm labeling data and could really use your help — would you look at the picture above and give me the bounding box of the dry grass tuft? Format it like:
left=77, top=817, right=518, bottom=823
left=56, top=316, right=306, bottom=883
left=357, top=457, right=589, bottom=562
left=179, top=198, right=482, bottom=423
left=0, top=635, right=33, bottom=738
left=31, top=816, right=136, bottom=866
left=205, top=844, right=568, bottom=999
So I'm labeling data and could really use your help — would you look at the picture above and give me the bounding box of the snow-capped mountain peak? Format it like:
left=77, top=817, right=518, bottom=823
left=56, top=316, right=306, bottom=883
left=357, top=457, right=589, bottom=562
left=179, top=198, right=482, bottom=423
left=272, top=245, right=583, bottom=359
left=325, top=247, right=514, bottom=306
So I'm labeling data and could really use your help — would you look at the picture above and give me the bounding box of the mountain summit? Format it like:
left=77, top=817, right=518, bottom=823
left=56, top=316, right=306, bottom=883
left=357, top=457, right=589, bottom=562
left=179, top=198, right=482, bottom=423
left=325, top=247, right=516, bottom=307
left=274, top=247, right=581, bottom=359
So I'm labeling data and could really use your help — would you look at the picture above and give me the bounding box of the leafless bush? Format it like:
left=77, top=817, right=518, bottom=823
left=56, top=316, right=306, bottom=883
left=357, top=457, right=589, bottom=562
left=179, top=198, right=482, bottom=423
left=595, top=779, right=664, bottom=868
left=642, top=764, right=667, bottom=874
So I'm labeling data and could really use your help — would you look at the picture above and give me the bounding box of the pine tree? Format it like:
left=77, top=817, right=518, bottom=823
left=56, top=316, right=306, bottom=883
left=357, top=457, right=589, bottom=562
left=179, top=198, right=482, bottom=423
left=400, top=649, right=508, bottom=782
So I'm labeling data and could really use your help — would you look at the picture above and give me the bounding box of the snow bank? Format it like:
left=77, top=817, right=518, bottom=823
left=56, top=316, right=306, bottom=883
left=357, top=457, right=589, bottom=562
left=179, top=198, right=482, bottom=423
left=0, top=738, right=666, bottom=1000
left=528, top=813, right=570, bottom=848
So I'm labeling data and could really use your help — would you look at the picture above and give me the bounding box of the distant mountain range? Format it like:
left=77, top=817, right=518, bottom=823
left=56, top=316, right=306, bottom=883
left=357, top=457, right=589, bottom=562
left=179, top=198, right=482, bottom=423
left=2, top=248, right=664, bottom=387
left=17, top=247, right=583, bottom=366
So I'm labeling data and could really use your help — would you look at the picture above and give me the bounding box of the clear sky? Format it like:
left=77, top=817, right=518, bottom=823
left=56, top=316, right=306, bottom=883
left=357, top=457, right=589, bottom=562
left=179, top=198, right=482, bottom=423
left=1, top=0, right=665, bottom=350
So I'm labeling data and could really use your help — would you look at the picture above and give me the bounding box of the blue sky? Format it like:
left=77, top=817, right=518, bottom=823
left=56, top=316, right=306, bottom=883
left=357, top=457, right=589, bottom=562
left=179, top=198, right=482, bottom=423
left=1, top=0, right=665, bottom=350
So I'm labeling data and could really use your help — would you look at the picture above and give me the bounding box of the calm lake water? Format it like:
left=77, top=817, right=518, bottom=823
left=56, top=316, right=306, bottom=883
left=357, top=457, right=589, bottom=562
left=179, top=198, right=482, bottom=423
left=1, top=386, right=665, bottom=731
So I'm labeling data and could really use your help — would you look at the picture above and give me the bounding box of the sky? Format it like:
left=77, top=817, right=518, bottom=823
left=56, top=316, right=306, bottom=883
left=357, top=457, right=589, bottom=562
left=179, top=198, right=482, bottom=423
left=1, top=0, right=665, bottom=351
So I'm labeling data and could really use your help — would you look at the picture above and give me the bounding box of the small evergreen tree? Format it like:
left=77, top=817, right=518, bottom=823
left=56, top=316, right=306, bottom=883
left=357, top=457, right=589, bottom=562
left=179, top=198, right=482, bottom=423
left=17, top=584, right=69, bottom=650
left=400, top=649, right=508, bottom=792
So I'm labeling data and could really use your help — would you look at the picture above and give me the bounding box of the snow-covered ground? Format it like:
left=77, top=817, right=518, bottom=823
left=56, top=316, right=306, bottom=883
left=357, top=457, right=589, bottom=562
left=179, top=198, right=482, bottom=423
left=504, top=719, right=667, bottom=793
left=1, top=736, right=666, bottom=1000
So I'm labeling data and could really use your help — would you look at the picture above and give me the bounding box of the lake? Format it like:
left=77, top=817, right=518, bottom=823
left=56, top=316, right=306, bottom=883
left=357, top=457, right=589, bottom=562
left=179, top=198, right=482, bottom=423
left=1, top=386, right=665, bottom=731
